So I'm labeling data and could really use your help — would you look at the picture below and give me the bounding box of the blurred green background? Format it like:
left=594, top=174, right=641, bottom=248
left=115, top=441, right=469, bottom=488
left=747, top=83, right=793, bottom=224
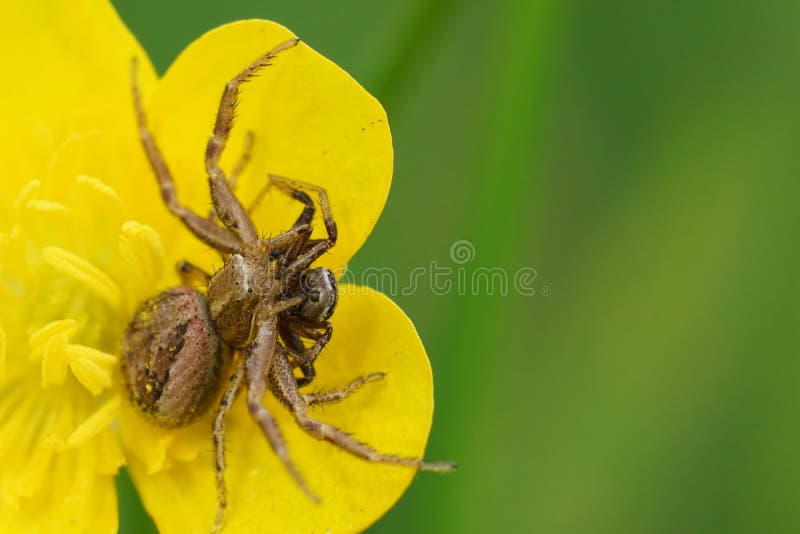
left=112, top=1, right=800, bottom=532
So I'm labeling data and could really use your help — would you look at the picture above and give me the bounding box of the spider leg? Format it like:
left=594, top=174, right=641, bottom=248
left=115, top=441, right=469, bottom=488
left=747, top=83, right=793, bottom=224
left=205, top=40, right=300, bottom=243
left=131, top=58, right=241, bottom=253
left=207, top=131, right=254, bottom=221
left=283, top=318, right=332, bottom=369
left=212, top=359, right=246, bottom=533
left=280, top=190, right=316, bottom=262
left=282, top=240, right=333, bottom=278
left=227, top=130, right=254, bottom=193
left=279, top=321, right=321, bottom=387
left=247, top=176, right=316, bottom=227
left=269, top=296, right=304, bottom=314
left=249, top=175, right=329, bottom=268
left=248, top=184, right=315, bottom=267
left=268, top=223, right=314, bottom=272
left=294, top=364, right=316, bottom=388
left=268, top=349, right=456, bottom=473
left=176, top=260, right=211, bottom=286
left=302, top=372, right=385, bottom=406
left=287, top=189, right=315, bottom=226
left=244, top=313, right=318, bottom=501
left=270, top=174, right=339, bottom=276
left=269, top=223, right=312, bottom=252
left=268, top=174, right=337, bottom=244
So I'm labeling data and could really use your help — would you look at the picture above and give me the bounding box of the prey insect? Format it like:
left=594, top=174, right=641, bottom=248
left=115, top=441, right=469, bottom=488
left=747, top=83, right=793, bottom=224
left=121, top=38, right=455, bottom=531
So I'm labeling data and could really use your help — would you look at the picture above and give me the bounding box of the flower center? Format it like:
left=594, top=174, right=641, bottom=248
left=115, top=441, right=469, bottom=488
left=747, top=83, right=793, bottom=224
left=0, top=162, right=165, bottom=511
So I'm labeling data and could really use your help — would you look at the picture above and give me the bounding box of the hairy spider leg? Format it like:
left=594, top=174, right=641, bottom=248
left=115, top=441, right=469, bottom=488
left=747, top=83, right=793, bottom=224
left=212, top=360, right=245, bottom=533
left=131, top=58, right=240, bottom=253
left=279, top=189, right=316, bottom=264
left=245, top=177, right=316, bottom=270
left=268, top=347, right=457, bottom=475
left=269, top=175, right=337, bottom=241
left=281, top=317, right=332, bottom=369
left=269, top=175, right=338, bottom=264
left=268, top=223, right=313, bottom=253
left=247, top=175, right=315, bottom=229
left=204, top=39, right=301, bottom=243
left=207, top=131, right=255, bottom=221
left=176, top=260, right=212, bottom=286
left=267, top=177, right=340, bottom=383
left=247, top=174, right=336, bottom=270
left=278, top=322, right=318, bottom=387
left=244, top=311, right=318, bottom=501
left=227, top=130, right=255, bottom=193
left=301, top=372, right=386, bottom=406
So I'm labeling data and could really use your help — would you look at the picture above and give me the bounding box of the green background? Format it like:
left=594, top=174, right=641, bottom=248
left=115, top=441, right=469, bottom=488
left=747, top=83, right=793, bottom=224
left=112, top=1, right=800, bottom=533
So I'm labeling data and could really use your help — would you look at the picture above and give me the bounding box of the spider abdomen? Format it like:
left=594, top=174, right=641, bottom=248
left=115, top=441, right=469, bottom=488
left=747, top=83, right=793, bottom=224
left=122, top=286, right=229, bottom=427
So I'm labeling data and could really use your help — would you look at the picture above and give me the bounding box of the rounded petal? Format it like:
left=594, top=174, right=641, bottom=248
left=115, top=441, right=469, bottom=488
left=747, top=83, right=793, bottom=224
left=146, top=20, right=393, bottom=271
left=122, top=286, right=436, bottom=533
left=0, top=0, right=158, bottom=221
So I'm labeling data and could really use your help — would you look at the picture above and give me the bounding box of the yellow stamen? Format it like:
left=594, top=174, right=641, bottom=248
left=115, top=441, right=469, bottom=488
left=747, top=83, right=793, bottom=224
left=66, top=395, right=121, bottom=449
left=118, top=220, right=165, bottom=288
left=13, top=180, right=41, bottom=215
left=76, top=175, right=125, bottom=213
left=69, top=358, right=112, bottom=396
left=46, top=130, right=100, bottom=170
left=41, top=334, right=69, bottom=388
left=25, top=199, right=73, bottom=215
left=64, top=343, right=118, bottom=366
left=62, top=345, right=117, bottom=394
left=40, top=246, right=122, bottom=311
left=28, top=319, right=78, bottom=361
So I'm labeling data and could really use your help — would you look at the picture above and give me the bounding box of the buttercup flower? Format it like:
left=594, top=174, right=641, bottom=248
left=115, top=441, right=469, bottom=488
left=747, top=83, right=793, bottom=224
left=0, top=1, right=441, bottom=532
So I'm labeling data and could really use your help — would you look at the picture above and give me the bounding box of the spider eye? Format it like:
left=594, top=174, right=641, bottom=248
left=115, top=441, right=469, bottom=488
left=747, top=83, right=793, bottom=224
left=299, top=268, right=338, bottom=321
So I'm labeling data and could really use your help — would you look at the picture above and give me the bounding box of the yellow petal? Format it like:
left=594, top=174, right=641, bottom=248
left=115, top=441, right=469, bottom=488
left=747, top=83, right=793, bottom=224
left=147, top=20, right=392, bottom=272
left=94, top=426, right=126, bottom=476
left=0, top=0, right=158, bottom=224
left=122, top=285, right=436, bottom=533
left=0, top=322, right=5, bottom=379
left=120, top=405, right=207, bottom=475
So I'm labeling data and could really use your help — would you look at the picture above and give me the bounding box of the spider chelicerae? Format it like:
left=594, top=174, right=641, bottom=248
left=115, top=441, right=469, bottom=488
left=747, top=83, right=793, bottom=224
left=121, top=38, right=455, bottom=531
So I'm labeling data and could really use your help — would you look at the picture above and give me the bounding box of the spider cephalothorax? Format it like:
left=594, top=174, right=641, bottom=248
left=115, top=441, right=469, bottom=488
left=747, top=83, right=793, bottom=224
left=120, top=38, right=454, bottom=532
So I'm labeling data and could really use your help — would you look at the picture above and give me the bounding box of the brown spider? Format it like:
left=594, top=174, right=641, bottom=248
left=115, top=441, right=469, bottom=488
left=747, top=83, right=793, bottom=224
left=121, top=38, right=455, bottom=531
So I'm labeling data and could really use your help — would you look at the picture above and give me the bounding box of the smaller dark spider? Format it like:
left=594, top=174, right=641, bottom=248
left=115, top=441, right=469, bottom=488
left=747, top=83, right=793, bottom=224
left=122, top=38, right=454, bottom=532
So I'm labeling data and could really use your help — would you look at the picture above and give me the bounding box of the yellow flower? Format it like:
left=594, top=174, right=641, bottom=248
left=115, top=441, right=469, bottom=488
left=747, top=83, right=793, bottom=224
left=0, top=1, right=443, bottom=532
